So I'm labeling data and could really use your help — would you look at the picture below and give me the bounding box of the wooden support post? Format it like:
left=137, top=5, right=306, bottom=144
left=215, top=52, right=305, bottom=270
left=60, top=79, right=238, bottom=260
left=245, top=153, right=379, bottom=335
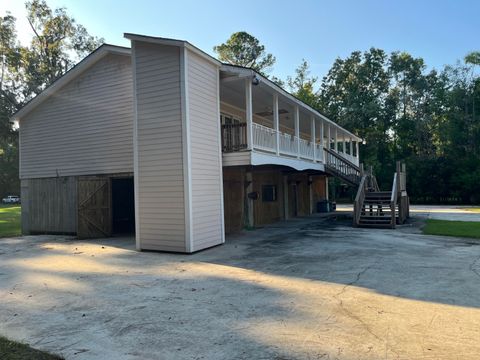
left=273, top=93, right=280, bottom=155
left=325, top=176, right=329, bottom=201
left=245, top=78, right=253, bottom=150
left=356, top=141, right=359, bottom=159
left=350, top=137, right=353, bottom=156
left=309, top=175, right=313, bottom=214
left=283, top=175, right=289, bottom=220
left=245, top=171, right=254, bottom=228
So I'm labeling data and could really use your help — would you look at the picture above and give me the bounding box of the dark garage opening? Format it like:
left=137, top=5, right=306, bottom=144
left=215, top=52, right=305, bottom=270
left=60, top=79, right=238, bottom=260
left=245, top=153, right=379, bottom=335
left=112, top=177, right=135, bottom=235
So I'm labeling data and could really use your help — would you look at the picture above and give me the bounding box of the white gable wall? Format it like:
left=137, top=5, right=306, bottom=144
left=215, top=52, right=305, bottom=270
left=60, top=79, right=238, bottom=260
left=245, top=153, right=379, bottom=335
left=19, top=53, right=134, bottom=179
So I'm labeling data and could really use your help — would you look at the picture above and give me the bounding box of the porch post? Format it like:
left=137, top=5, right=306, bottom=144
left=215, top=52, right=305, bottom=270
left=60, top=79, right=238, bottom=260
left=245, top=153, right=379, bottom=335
left=294, top=106, right=300, bottom=158
left=344, top=135, right=347, bottom=154
left=311, top=116, right=316, bottom=161
left=356, top=141, right=359, bottom=160
left=327, top=124, right=331, bottom=150
left=320, top=120, right=324, bottom=148
left=334, top=127, right=338, bottom=152
left=273, top=93, right=280, bottom=155
left=350, top=137, right=353, bottom=157
left=283, top=175, right=289, bottom=220
left=319, top=119, right=324, bottom=163
left=245, top=78, right=253, bottom=150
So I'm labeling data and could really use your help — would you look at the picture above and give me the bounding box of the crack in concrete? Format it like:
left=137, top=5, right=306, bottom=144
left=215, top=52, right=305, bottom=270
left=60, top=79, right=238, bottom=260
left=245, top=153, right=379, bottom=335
left=469, top=255, right=480, bottom=279
left=333, top=259, right=401, bottom=359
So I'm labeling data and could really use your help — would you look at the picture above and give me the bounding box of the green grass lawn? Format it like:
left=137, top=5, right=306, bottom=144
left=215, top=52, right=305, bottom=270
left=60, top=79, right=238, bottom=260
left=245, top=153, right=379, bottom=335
left=0, top=336, right=63, bottom=360
left=423, top=219, right=480, bottom=239
left=0, top=205, right=21, bottom=237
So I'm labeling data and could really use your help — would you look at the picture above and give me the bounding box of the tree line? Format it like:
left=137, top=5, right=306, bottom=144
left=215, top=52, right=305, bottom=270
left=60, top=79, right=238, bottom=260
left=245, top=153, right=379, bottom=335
left=0, top=1, right=102, bottom=197
left=0, top=4, right=478, bottom=204
left=215, top=33, right=480, bottom=204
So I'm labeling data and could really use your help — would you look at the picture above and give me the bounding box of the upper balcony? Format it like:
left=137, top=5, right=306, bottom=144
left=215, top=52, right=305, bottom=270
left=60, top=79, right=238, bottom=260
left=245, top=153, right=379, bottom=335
left=219, top=64, right=361, bottom=177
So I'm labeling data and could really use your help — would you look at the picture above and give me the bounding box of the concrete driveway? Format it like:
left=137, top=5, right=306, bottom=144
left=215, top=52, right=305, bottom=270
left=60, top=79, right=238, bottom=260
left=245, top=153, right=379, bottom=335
left=1, top=214, right=480, bottom=359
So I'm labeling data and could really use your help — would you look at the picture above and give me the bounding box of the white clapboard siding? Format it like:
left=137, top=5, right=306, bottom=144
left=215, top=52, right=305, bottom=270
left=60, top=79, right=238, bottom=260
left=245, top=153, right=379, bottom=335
left=133, top=41, right=186, bottom=252
left=19, top=54, right=134, bottom=179
left=187, top=50, right=224, bottom=251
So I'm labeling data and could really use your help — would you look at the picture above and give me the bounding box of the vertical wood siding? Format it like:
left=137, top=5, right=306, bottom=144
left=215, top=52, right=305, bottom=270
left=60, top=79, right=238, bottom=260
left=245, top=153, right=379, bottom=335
left=133, top=41, right=186, bottom=252
left=21, top=177, right=77, bottom=234
left=19, top=54, right=134, bottom=179
left=187, top=50, right=224, bottom=251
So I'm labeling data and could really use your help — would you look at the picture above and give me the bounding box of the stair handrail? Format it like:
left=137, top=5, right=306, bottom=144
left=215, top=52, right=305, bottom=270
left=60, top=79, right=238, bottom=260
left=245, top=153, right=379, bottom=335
left=390, top=172, right=399, bottom=229
left=324, top=148, right=362, bottom=186
left=353, top=174, right=368, bottom=227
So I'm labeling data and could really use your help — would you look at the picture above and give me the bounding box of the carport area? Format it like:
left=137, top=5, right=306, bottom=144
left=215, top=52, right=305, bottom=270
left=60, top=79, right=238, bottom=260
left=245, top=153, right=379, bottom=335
left=1, top=214, right=480, bottom=359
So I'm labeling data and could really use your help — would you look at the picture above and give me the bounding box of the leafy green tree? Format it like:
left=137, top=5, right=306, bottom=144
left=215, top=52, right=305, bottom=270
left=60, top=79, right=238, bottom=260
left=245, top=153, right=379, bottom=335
left=287, top=59, right=318, bottom=108
left=0, top=1, right=102, bottom=197
left=24, top=0, right=103, bottom=98
left=318, top=48, right=392, bottom=185
left=213, top=31, right=276, bottom=75
left=0, top=14, right=22, bottom=196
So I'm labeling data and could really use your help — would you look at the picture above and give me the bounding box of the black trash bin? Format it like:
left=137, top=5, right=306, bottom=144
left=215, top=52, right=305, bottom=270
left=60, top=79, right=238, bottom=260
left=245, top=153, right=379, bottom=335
left=317, top=200, right=329, bottom=213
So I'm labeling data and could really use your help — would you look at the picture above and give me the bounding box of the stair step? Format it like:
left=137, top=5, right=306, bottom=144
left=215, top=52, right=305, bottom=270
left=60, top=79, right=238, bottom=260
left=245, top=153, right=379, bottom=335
left=358, top=223, right=393, bottom=228
left=363, top=200, right=392, bottom=204
left=366, top=191, right=391, bottom=195
left=359, top=218, right=392, bottom=224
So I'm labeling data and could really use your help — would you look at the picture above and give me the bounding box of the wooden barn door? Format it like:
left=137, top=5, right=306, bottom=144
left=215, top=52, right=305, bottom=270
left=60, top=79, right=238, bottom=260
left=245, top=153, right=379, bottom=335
left=77, top=177, right=111, bottom=239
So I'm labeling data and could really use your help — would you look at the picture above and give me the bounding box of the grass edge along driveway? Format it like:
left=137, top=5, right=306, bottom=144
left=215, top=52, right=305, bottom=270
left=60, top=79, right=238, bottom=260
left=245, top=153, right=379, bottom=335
left=0, top=205, right=20, bottom=238
left=0, top=335, right=63, bottom=360
left=423, top=219, right=480, bottom=239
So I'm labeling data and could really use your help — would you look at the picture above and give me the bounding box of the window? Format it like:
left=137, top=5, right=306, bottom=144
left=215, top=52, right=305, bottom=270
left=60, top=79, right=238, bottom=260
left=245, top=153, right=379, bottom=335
left=262, top=185, right=277, bottom=202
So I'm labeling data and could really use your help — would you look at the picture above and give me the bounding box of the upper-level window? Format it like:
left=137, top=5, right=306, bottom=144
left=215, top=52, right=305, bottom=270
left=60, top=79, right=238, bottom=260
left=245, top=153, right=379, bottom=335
left=221, top=113, right=241, bottom=125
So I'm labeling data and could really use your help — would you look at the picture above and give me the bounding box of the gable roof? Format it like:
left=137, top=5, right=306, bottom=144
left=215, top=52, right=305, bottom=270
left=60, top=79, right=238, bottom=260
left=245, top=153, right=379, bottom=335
left=124, top=33, right=222, bottom=67
left=11, top=44, right=131, bottom=121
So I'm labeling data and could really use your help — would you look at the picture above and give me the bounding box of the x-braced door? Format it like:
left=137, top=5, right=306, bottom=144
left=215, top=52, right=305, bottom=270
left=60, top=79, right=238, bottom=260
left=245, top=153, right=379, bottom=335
left=77, top=177, right=111, bottom=239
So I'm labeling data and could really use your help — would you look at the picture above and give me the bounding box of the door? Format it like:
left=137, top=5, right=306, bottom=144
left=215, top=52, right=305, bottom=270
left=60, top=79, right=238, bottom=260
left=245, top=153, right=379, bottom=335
left=288, top=183, right=298, bottom=217
left=77, top=177, right=111, bottom=239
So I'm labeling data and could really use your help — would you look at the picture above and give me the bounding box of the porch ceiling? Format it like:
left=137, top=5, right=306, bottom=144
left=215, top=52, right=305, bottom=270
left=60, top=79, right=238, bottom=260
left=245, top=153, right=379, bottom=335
left=220, top=77, right=314, bottom=134
left=220, top=65, right=362, bottom=142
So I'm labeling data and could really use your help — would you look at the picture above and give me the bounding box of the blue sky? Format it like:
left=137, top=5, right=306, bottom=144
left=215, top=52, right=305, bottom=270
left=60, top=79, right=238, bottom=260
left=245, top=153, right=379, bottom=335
left=3, top=0, right=479, bottom=82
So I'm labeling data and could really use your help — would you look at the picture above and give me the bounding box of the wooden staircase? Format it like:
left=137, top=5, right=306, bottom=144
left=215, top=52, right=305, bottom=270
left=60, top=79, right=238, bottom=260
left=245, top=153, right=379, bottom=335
left=320, top=150, right=409, bottom=229
left=359, top=191, right=397, bottom=228
left=353, top=162, right=409, bottom=229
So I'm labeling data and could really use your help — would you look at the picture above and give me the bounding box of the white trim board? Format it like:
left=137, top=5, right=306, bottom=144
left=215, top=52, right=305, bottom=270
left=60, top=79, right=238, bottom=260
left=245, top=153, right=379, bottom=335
left=222, top=150, right=326, bottom=173
left=180, top=47, right=193, bottom=253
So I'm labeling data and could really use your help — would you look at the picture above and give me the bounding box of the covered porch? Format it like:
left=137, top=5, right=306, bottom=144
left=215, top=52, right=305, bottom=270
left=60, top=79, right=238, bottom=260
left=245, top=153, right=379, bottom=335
left=219, top=64, right=361, bottom=171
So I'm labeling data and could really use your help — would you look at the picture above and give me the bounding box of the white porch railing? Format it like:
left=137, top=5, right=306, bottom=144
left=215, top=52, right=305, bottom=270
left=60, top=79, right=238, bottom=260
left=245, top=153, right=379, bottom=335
left=298, top=138, right=314, bottom=160
left=234, top=122, right=359, bottom=166
left=252, top=123, right=277, bottom=152
left=278, top=132, right=297, bottom=156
